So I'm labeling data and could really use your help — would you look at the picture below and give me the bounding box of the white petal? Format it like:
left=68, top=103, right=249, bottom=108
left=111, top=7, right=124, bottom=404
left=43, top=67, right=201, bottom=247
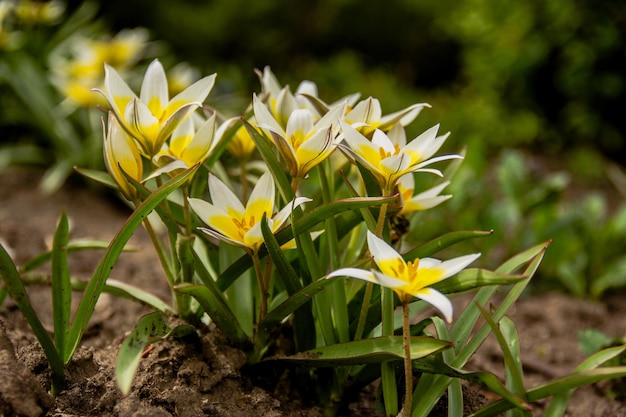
left=244, top=172, right=276, bottom=226
left=371, top=129, right=395, bottom=154
left=437, top=253, right=481, bottom=280
left=102, top=64, right=137, bottom=114
left=415, top=288, right=453, bottom=323
left=379, top=102, right=430, bottom=129
left=168, top=73, right=216, bottom=110
left=253, top=94, right=284, bottom=135
left=286, top=109, right=314, bottom=137
left=188, top=198, right=225, bottom=225
left=340, top=121, right=376, bottom=153
left=326, top=267, right=378, bottom=284
left=402, top=124, right=440, bottom=157
left=140, top=59, right=168, bottom=114
left=208, top=174, right=245, bottom=214
left=185, top=114, right=217, bottom=158
left=272, top=196, right=312, bottom=231
left=366, top=231, right=403, bottom=264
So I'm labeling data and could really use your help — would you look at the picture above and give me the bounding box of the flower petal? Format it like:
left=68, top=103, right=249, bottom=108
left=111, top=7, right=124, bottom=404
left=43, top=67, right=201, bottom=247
left=140, top=59, right=168, bottom=117
left=326, top=267, right=378, bottom=284
left=435, top=253, right=481, bottom=280
left=164, top=73, right=216, bottom=119
left=208, top=174, right=245, bottom=215
left=366, top=231, right=404, bottom=267
left=415, top=287, right=453, bottom=323
left=182, top=114, right=217, bottom=165
left=101, top=63, right=136, bottom=118
left=245, top=171, right=275, bottom=221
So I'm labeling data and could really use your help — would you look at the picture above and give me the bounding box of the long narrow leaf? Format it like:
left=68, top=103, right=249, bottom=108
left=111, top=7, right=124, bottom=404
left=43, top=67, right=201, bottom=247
left=470, top=367, right=626, bottom=417
left=403, top=230, right=493, bottom=260
left=260, top=276, right=341, bottom=335
left=260, top=214, right=315, bottom=351
left=0, top=243, right=65, bottom=391
left=544, top=345, right=626, bottom=416
left=268, top=336, right=452, bottom=366
left=175, top=283, right=248, bottom=344
left=64, top=164, right=200, bottom=364
left=411, top=356, right=529, bottom=411
left=432, top=268, right=526, bottom=294
left=51, top=211, right=71, bottom=361
left=20, top=239, right=115, bottom=273
left=476, top=306, right=527, bottom=406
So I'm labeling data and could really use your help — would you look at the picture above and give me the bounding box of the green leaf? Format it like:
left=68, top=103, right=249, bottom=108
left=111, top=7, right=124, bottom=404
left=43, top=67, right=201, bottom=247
left=403, top=230, right=493, bottom=260
left=544, top=345, right=626, bottom=417
left=412, top=356, right=529, bottom=411
left=259, top=276, right=341, bottom=336
left=0, top=242, right=65, bottom=392
left=116, top=312, right=194, bottom=395
left=267, top=336, right=452, bottom=366
left=51, top=211, right=71, bottom=361
left=432, top=268, right=526, bottom=294
left=175, top=283, right=248, bottom=344
left=73, top=167, right=118, bottom=190
left=64, top=164, right=200, bottom=364
left=100, top=279, right=173, bottom=313
left=476, top=306, right=528, bottom=415
left=260, top=214, right=315, bottom=351
left=471, top=367, right=626, bottom=417
left=20, top=239, right=122, bottom=272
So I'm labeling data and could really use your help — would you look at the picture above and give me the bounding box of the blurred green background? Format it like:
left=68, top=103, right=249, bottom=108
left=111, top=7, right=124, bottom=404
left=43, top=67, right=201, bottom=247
left=2, top=0, right=626, bottom=297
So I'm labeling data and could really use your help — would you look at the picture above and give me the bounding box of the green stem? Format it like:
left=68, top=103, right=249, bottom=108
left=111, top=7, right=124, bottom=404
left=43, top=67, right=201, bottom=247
left=377, top=186, right=397, bottom=416
left=240, top=159, right=249, bottom=203
left=251, top=251, right=267, bottom=326
left=402, top=301, right=413, bottom=416
left=355, top=186, right=391, bottom=341
left=319, top=164, right=349, bottom=343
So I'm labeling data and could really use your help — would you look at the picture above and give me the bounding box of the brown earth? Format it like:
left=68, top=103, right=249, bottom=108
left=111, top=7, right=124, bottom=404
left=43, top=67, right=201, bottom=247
left=1, top=168, right=625, bottom=416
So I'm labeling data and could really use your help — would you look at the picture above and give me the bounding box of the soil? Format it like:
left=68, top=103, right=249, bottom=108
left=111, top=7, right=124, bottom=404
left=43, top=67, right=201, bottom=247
left=1, top=168, right=626, bottom=417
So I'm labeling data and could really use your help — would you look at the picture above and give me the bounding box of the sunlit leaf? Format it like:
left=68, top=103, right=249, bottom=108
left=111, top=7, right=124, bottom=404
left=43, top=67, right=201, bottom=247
left=267, top=336, right=452, bottom=366
left=116, top=312, right=194, bottom=395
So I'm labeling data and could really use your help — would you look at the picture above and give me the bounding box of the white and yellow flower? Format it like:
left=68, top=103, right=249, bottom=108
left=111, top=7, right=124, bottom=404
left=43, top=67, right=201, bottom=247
left=96, top=59, right=216, bottom=157
left=103, top=114, right=143, bottom=200
left=328, top=231, right=480, bottom=322
left=254, top=94, right=345, bottom=179
left=154, top=113, right=238, bottom=173
left=188, top=172, right=310, bottom=253
left=397, top=174, right=452, bottom=214
left=344, top=97, right=429, bottom=137
left=340, top=121, right=461, bottom=191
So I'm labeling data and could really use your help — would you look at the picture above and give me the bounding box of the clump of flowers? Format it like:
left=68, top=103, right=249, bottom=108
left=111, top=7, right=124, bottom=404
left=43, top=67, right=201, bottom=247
left=4, top=57, right=625, bottom=417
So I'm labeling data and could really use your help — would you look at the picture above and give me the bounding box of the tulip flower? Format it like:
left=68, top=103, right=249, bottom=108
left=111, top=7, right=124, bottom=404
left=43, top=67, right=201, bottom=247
left=103, top=114, right=143, bottom=200
left=344, top=97, right=429, bottom=137
left=254, top=94, right=345, bottom=179
left=340, top=121, right=462, bottom=191
left=96, top=59, right=216, bottom=157
left=328, top=231, right=480, bottom=322
left=188, top=172, right=310, bottom=253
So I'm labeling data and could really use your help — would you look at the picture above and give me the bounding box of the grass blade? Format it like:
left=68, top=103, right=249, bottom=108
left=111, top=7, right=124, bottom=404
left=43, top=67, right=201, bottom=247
left=51, top=211, right=71, bottom=361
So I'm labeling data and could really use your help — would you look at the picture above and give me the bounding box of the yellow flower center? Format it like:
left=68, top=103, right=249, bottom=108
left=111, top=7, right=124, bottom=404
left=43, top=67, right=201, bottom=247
left=232, top=215, right=256, bottom=239
left=378, top=143, right=401, bottom=159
